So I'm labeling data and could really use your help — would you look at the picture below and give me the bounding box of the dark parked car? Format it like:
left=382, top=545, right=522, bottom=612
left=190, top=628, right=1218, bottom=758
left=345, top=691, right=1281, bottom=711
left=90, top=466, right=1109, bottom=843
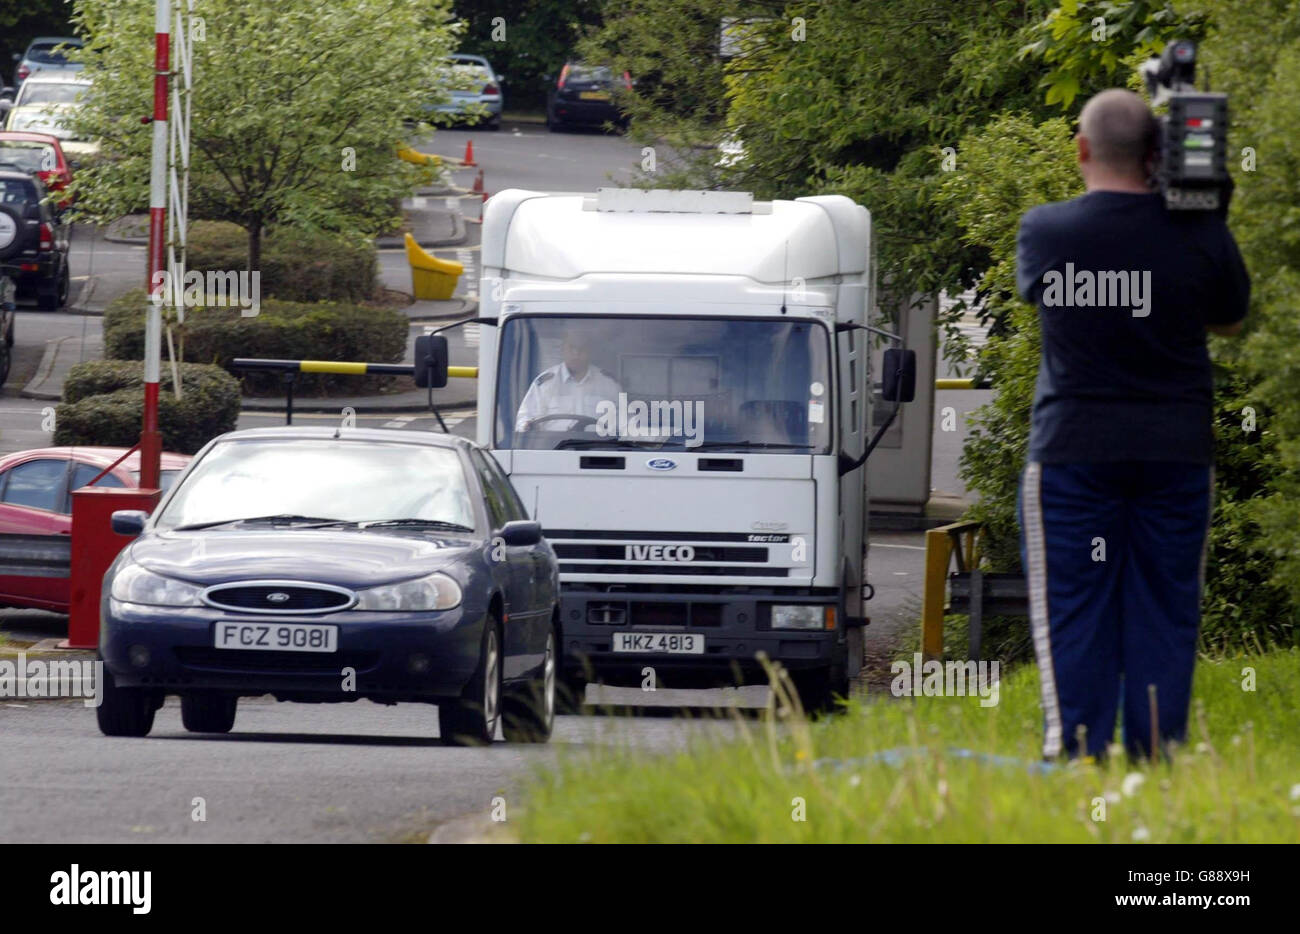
left=98, top=427, right=560, bottom=747
left=546, top=62, right=631, bottom=132
left=0, top=167, right=71, bottom=309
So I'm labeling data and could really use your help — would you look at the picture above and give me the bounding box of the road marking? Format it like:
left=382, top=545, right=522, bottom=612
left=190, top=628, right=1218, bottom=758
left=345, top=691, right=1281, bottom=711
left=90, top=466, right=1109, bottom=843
left=463, top=323, right=479, bottom=346
left=382, top=415, right=417, bottom=428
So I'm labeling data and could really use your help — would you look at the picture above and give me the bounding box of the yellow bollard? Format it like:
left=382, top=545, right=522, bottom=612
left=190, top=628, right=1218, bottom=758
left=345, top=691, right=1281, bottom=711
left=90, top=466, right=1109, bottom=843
left=396, top=145, right=443, bottom=167
left=405, top=233, right=463, bottom=301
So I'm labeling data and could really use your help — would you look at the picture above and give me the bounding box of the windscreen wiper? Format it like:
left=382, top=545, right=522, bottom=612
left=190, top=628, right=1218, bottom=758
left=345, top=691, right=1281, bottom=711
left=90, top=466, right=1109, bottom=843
left=553, top=438, right=669, bottom=450
left=688, top=441, right=817, bottom=451
left=172, top=514, right=355, bottom=531
left=359, top=518, right=475, bottom=532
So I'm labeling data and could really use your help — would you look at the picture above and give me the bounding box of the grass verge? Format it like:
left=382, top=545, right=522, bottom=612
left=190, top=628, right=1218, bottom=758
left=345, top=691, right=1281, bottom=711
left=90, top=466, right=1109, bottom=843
left=517, top=650, right=1300, bottom=843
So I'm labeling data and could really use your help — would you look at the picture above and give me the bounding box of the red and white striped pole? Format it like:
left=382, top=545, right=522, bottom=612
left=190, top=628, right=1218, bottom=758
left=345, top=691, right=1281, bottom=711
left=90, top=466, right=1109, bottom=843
left=141, top=0, right=169, bottom=490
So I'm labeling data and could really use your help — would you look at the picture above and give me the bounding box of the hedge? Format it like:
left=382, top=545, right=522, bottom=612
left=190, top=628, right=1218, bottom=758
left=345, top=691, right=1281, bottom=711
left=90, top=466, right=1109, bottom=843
left=103, top=290, right=408, bottom=395
left=186, top=221, right=379, bottom=304
left=55, top=361, right=240, bottom=455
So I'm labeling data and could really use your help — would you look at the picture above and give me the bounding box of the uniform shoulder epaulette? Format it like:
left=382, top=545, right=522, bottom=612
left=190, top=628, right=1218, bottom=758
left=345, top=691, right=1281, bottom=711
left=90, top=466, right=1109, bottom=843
left=534, top=370, right=555, bottom=385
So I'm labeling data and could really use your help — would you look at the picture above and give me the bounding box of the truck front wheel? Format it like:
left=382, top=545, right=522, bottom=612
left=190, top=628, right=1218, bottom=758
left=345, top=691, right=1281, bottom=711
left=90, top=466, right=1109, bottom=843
left=792, top=665, right=849, bottom=717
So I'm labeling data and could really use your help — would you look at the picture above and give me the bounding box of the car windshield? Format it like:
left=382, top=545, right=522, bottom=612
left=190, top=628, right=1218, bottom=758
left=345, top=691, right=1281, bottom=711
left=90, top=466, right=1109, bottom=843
left=494, top=315, right=832, bottom=453
left=17, top=83, right=87, bottom=105
left=568, top=65, right=612, bottom=83
left=153, top=439, right=477, bottom=531
left=0, top=178, right=37, bottom=205
left=27, top=43, right=81, bottom=65
left=0, top=142, right=57, bottom=174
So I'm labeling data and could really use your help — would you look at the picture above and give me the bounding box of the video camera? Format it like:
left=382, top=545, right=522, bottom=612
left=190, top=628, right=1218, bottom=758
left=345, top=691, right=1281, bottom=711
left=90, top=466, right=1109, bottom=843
left=1140, top=40, right=1230, bottom=211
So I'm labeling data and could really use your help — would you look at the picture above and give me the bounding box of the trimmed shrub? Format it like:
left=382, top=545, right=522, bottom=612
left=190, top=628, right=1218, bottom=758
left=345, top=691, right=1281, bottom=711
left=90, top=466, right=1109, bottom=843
left=103, top=290, right=408, bottom=395
left=185, top=221, right=380, bottom=304
left=56, top=361, right=240, bottom=455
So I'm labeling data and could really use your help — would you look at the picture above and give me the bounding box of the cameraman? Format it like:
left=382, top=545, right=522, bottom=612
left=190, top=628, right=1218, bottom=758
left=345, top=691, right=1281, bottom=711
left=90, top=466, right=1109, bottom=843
left=1015, top=88, right=1249, bottom=761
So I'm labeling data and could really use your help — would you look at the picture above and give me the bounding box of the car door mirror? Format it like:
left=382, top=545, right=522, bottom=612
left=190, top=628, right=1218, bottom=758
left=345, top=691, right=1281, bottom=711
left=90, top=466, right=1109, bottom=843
left=881, top=348, right=917, bottom=403
left=0, top=86, right=13, bottom=100
left=111, top=510, right=148, bottom=536
left=499, top=519, right=542, bottom=546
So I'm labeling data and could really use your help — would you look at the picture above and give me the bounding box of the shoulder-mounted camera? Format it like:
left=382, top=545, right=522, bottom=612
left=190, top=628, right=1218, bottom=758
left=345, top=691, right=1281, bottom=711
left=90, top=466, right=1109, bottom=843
left=1140, top=40, right=1230, bottom=211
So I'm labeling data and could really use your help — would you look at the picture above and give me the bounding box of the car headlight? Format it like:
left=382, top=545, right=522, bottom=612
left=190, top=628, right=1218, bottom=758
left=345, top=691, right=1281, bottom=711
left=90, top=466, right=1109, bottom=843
left=109, top=562, right=202, bottom=606
left=355, top=572, right=462, bottom=611
left=770, top=604, right=829, bottom=630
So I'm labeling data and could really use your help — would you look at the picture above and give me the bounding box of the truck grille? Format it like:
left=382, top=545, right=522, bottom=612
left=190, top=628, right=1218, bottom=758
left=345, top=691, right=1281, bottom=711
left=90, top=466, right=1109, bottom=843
left=547, top=529, right=803, bottom=581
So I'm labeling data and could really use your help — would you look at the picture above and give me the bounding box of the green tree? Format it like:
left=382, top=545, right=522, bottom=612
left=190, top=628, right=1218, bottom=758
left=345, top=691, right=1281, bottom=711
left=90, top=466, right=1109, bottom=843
left=68, top=0, right=461, bottom=270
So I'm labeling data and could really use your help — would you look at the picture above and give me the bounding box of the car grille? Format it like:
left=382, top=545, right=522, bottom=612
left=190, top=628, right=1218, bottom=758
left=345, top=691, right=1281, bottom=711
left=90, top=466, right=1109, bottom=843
left=201, top=583, right=354, bottom=614
left=175, top=647, right=379, bottom=674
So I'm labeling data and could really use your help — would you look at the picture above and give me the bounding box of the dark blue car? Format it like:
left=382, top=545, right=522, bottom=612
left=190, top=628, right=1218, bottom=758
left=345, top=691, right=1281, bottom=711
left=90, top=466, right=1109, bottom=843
left=97, top=427, right=559, bottom=746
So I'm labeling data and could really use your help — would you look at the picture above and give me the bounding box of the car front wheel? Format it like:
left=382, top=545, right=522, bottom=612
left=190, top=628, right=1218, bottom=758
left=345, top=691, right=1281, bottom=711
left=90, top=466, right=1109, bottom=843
left=440, top=616, right=502, bottom=746
left=181, top=692, right=238, bottom=733
left=96, top=665, right=157, bottom=737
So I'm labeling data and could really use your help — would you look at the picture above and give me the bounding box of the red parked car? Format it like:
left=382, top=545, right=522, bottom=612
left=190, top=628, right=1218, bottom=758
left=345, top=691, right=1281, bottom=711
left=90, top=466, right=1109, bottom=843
left=0, top=131, right=74, bottom=210
left=0, top=447, right=190, bottom=612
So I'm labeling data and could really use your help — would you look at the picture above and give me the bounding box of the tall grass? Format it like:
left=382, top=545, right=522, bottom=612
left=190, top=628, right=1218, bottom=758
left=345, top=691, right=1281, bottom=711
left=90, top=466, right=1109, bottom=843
left=518, top=651, right=1300, bottom=843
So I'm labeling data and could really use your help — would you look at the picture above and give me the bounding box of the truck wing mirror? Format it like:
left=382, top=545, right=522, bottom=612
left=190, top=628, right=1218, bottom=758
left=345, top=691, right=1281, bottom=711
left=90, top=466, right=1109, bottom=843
left=881, top=348, right=916, bottom=403
left=413, top=334, right=449, bottom=388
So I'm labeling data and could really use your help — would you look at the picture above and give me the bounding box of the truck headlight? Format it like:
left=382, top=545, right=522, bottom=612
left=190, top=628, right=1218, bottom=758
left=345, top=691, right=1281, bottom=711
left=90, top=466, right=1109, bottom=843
left=109, top=562, right=203, bottom=606
left=770, top=605, right=829, bottom=630
left=355, top=572, right=462, bottom=611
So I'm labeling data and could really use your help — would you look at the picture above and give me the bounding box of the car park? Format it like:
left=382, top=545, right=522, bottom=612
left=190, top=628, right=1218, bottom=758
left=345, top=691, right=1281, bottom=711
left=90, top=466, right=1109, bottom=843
left=0, top=166, right=71, bottom=308
left=0, top=131, right=74, bottom=210
left=11, top=37, right=84, bottom=88
left=432, top=53, right=503, bottom=129
left=0, top=446, right=190, bottom=613
left=546, top=62, right=631, bottom=131
left=97, top=427, right=560, bottom=746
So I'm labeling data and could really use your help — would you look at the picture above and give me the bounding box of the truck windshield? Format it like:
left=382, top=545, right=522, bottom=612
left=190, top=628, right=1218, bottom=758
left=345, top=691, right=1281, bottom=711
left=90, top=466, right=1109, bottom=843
left=494, top=316, right=832, bottom=453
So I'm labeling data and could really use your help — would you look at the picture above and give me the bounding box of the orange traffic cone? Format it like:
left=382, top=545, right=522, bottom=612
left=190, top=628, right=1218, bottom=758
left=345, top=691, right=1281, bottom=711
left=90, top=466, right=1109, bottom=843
left=471, top=169, right=484, bottom=193
left=462, top=140, right=476, bottom=166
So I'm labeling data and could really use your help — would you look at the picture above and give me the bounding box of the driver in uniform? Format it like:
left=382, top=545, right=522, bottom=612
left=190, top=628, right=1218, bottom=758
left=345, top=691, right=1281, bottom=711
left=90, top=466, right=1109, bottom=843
left=514, top=331, right=622, bottom=432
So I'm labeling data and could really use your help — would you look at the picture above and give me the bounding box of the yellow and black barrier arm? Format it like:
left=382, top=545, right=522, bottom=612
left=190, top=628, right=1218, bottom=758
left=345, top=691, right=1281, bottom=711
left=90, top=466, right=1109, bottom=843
left=231, top=355, right=479, bottom=428
left=934, top=378, right=992, bottom=390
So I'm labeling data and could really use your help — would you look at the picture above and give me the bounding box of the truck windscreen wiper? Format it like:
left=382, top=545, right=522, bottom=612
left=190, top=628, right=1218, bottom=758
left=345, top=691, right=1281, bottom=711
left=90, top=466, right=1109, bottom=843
left=552, top=438, right=669, bottom=450
left=688, top=441, right=817, bottom=451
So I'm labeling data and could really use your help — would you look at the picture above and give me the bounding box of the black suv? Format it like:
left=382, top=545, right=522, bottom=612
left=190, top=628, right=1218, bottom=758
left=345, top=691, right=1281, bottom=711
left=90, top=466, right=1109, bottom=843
left=0, top=167, right=70, bottom=310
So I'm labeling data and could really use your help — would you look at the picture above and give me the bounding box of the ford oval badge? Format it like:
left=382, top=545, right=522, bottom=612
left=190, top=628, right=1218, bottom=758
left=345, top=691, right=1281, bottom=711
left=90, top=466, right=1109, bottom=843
left=647, top=458, right=677, bottom=471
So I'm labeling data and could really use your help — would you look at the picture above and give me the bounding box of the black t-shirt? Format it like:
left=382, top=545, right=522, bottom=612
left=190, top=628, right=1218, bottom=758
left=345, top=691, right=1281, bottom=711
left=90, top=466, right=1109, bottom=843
left=1016, top=191, right=1249, bottom=464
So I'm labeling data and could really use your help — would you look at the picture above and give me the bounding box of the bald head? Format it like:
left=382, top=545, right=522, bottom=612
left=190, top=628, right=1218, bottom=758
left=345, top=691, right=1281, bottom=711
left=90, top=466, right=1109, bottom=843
left=1077, top=89, right=1159, bottom=186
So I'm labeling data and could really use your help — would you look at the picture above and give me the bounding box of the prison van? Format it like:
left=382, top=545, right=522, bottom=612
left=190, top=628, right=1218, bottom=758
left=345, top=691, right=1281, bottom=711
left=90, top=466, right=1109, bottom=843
left=473, top=187, right=915, bottom=709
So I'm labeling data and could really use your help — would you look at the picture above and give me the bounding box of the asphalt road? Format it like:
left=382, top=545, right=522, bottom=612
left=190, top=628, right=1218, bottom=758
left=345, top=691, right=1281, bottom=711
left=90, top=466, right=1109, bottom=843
left=0, top=120, right=940, bottom=842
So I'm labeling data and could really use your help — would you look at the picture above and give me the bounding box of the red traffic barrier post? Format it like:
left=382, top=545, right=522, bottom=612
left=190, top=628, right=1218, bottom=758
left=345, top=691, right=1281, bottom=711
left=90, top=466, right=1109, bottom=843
left=65, top=487, right=162, bottom=650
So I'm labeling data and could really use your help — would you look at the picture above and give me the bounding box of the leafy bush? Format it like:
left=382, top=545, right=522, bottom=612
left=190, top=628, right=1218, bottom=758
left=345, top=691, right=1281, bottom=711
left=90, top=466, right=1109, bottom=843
left=103, top=289, right=408, bottom=395
left=185, top=221, right=380, bottom=304
left=56, top=361, right=240, bottom=455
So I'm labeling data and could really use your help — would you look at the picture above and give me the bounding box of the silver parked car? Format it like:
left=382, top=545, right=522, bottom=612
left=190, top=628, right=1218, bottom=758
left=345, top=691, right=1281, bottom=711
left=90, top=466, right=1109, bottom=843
left=12, top=37, right=84, bottom=88
left=432, top=53, right=503, bottom=130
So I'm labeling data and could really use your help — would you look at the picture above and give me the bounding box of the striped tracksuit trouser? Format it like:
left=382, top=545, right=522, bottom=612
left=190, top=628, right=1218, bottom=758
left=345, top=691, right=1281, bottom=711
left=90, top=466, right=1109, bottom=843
left=1017, top=461, right=1214, bottom=759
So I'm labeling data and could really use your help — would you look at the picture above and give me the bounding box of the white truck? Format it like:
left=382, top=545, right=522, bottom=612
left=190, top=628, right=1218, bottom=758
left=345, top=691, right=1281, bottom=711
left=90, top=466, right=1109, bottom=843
left=421, top=187, right=916, bottom=710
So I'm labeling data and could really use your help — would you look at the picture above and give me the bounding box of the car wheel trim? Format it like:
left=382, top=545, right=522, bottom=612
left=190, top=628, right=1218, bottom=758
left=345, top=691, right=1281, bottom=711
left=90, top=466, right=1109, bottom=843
left=484, top=626, right=500, bottom=736
left=542, top=632, right=555, bottom=727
